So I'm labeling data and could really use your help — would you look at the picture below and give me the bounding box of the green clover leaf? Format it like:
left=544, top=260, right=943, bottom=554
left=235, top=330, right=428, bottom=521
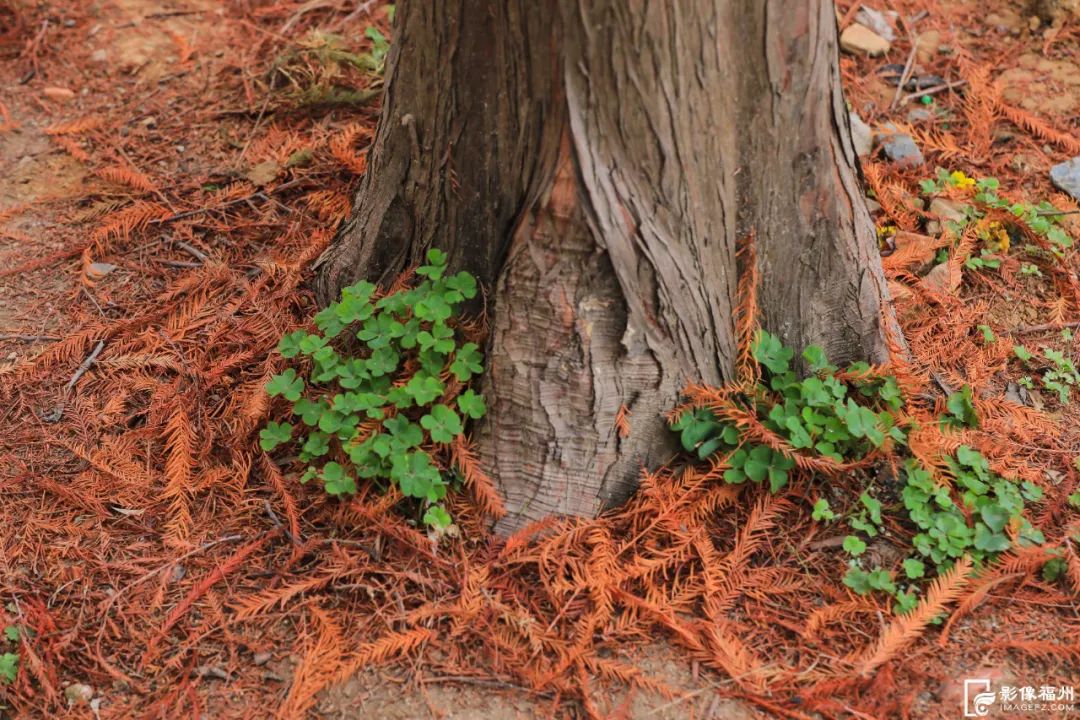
left=894, top=589, right=918, bottom=615
left=945, top=386, right=978, bottom=428
left=0, top=652, right=17, bottom=684
left=811, top=498, right=835, bottom=522
left=298, top=333, right=329, bottom=355
left=259, top=421, right=293, bottom=451
left=843, top=567, right=872, bottom=595
left=802, top=345, right=833, bottom=373
left=973, top=523, right=1010, bottom=552
left=445, top=271, right=477, bottom=299
left=860, top=493, right=883, bottom=526
left=314, top=305, right=347, bottom=337
left=383, top=414, right=424, bottom=449
left=301, top=432, right=330, bottom=458
left=417, top=322, right=456, bottom=354
left=366, top=346, right=399, bottom=377
left=450, top=343, right=484, bottom=381
left=423, top=505, right=453, bottom=529
left=334, top=293, right=374, bottom=324
left=979, top=504, right=1010, bottom=533
left=1013, top=345, right=1033, bottom=362
left=1020, top=481, right=1043, bottom=501
left=902, top=558, right=926, bottom=579
left=266, top=369, right=304, bottom=402
left=421, top=404, right=464, bottom=443
left=751, top=330, right=793, bottom=374
left=867, top=568, right=896, bottom=593
left=342, top=280, right=376, bottom=304
left=392, top=451, right=446, bottom=502
left=414, top=293, right=452, bottom=321
left=404, top=373, right=445, bottom=406
left=842, top=535, right=867, bottom=556
left=292, top=398, right=324, bottom=426
left=457, top=390, right=486, bottom=419
left=321, top=462, right=356, bottom=496
left=277, top=330, right=307, bottom=358
left=417, top=249, right=448, bottom=280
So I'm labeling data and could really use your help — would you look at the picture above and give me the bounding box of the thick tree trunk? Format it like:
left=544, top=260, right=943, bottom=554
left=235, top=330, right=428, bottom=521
left=314, top=0, right=892, bottom=533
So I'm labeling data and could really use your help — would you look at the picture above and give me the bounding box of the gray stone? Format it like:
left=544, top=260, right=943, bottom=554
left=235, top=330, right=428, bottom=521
left=1049, top=157, right=1080, bottom=201
left=906, top=107, right=933, bottom=123
left=849, top=112, right=873, bottom=157
left=875, top=123, right=924, bottom=167
left=855, top=7, right=899, bottom=42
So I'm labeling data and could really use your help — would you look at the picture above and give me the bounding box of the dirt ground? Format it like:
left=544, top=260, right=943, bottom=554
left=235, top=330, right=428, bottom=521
left=314, top=643, right=761, bottom=720
left=1, top=0, right=1078, bottom=718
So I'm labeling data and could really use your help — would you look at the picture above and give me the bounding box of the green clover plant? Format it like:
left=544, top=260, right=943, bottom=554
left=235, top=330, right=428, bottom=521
left=671, top=328, right=1050, bottom=618
left=1011, top=344, right=1079, bottom=405
left=671, top=330, right=905, bottom=495
left=918, top=168, right=1073, bottom=268
left=262, top=249, right=484, bottom=529
left=0, top=623, right=18, bottom=685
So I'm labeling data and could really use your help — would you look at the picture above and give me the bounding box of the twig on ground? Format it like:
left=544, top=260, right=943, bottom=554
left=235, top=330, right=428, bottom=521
left=899, top=79, right=967, bottom=105
left=0, top=333, right=60, bottom=341
left=65, top=340, right=105, bottom=392
left=1011, top=320, right=1080, bottom=334
left=930, top=371, right=955, bottom=396
left=891, top=37, right=921, bottom=109
left=263, top=498, right=300, bottom=545
left=82, top=287, right=106, bottom=317
left=174, top=240, right=209, bottom=263
left=42, top=340, right=105, bottom=423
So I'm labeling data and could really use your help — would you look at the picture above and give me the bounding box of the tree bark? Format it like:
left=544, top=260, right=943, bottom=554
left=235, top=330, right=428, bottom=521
left=315, top=0, right=892, bottom=533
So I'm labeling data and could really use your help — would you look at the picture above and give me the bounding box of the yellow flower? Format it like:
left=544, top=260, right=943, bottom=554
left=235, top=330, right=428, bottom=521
left=949, top=171, right=976, bottom=190
left=979, top=221, right=1010, bottom=253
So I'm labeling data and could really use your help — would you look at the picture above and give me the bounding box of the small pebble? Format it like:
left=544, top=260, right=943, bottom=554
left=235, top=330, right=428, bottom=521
left=1049, top=157, right=1080, bottom=201
left=929, top=197, right=967, bottom=223
left=849, top=112, right=873, bottom=157
left=906, top=108, right=933, bottom=123
left=42, top=87, right=76, bottom=102
left=840, top=23, right=891, bottom=56
left=65, top=683, right=94, bottom=706
left=875, top=123, right=924, bottom=168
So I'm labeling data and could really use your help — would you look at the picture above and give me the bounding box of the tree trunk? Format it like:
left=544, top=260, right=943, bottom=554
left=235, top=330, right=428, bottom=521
left=314, top=0, right=892, bottom=533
